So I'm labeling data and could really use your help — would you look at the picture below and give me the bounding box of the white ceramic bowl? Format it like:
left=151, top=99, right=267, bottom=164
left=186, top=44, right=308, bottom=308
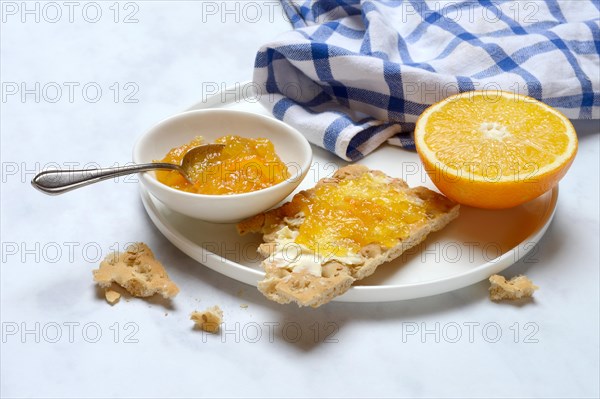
left=133, top=109, right=312, bottom=223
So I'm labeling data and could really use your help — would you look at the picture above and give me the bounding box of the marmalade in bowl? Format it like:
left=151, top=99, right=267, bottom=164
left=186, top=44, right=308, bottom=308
left=156, top=135, right=290, bottom=195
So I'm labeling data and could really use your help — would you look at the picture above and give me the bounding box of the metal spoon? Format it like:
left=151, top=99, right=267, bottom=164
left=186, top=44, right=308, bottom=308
left=31, top=144, right=225, bottom=195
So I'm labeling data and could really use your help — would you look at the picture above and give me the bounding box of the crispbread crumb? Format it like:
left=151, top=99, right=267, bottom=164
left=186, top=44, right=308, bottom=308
left=93, top=243, right=179, bottom=300
left=104, top=289, right=121, bottom=305
left=191, top=306, right=223, bottom=333
left=240, top=304, right=248, bottom=309
left=489, top=274, right=538, bottom=301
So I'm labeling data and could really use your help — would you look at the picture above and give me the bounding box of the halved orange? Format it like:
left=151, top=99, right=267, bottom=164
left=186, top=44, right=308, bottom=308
left=414, top=91, right=578, bottom=209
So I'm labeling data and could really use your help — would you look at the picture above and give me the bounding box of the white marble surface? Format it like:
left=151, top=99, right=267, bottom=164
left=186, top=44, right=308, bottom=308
left=1, top=2, right=599, bottom=398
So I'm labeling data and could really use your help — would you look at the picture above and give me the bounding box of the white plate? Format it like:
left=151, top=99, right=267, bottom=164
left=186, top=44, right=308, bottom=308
left=139, top=87, right=558, bottom=302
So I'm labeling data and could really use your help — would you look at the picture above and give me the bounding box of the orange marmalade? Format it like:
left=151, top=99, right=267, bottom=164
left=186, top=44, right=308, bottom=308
left=156, top=135, right=290, bottom=195
left=294, top=173, right=427, bottom=257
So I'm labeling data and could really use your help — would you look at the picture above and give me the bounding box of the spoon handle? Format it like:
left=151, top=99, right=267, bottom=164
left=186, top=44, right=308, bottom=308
left=31, top=163, right=180, bottom=195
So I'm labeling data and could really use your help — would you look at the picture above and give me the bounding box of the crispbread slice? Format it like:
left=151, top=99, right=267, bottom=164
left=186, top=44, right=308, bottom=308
left=238, top=165, right=459, bottom=308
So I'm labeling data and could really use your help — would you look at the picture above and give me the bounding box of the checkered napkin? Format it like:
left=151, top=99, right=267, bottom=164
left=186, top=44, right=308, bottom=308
left=253, top=0, right=600, bottom=161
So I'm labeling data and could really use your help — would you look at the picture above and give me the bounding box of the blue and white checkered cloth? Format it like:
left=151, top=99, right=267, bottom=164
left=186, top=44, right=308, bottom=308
left=253, top=0, right=600, bottom=161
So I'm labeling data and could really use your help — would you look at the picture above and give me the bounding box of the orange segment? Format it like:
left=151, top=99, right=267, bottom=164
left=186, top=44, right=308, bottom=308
left=414, top=91, right=577, bottom=209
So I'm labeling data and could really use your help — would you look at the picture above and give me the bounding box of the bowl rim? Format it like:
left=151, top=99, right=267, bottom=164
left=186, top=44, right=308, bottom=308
left=132, top=108, right=313, bottom=199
